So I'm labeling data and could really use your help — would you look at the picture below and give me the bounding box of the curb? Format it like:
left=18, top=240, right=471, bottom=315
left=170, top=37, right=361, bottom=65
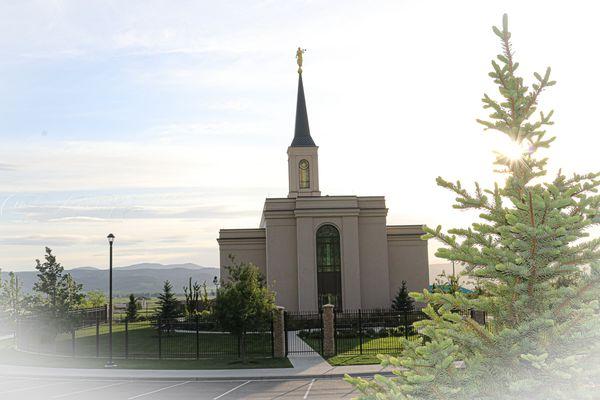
left=0, top=369, right=390, bottom=381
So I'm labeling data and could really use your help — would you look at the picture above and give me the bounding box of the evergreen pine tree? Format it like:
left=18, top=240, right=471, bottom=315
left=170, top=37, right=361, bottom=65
left=126, top=294, right=138, bottom=322
left=391, top=280, right=415, bottom=312
left=156, top=280, right=180, bottom=323
left=347, top=14, right=599, bottom=400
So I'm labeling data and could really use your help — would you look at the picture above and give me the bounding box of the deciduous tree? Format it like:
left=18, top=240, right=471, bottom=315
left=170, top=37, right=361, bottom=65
left=32, top=247, right=84, bottom=332
left=213, top=260, right=275, bottom=362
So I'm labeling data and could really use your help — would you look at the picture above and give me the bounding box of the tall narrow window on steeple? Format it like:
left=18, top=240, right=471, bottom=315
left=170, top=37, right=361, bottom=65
left=299, top=159, right=310, bottom=189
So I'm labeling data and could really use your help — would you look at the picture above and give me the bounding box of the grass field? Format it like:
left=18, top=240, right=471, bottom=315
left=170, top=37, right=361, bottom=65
left=2, top=335, right=291, bottom=369
left=301, top=334, right=417, bottom=366
left=45, top=322, right=273, bottom=359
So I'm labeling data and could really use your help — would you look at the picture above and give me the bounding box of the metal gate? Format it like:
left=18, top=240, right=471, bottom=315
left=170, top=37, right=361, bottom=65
left=284, top=310, right=323, bottom=355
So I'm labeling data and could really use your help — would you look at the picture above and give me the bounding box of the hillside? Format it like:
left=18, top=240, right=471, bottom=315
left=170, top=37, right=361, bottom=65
left=2, top=263, right=220, bottom=296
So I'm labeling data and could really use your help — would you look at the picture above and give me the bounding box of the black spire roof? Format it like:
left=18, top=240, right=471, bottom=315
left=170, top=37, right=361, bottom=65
left=291, top=73, right=316, bottom=147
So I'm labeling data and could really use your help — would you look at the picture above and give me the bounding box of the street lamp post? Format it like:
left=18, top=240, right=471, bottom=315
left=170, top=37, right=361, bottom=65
left=105, top=233, right=117, bottom=368
left=213, top=276, right=219, bottom=296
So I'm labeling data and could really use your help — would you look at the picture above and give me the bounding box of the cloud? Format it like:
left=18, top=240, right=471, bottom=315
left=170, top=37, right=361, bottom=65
left=0, top=234, right=90, bottom=246
left=0, top=163, right=16, bottom=171
left=48, top=216, right=109, bottom=222
left=11, top=203, right=257, bottom=222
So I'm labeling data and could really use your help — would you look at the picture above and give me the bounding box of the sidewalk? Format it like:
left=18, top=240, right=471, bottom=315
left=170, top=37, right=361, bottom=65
left=0, top=353, right=394, bottom=380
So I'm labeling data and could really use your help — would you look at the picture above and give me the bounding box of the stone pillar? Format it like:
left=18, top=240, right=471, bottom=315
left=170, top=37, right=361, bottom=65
left=322, top=304, right=335, bottom=357
left=273, top=306, right=286, bottom=358
left=297, top=216, right=318, bottom=311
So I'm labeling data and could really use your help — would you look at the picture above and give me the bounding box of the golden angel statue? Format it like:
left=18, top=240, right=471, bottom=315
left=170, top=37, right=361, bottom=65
left=296, top=47, right=305, bottom=73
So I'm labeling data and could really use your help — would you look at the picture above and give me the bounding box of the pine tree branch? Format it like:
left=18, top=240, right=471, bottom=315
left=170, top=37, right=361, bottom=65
left=553, top=277, right=600, bottom=317
left=527, top=191, right=538, bottom=299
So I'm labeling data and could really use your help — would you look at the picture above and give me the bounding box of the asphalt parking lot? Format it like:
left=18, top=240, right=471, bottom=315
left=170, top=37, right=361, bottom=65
left=0, top=376, right=362, bottom=400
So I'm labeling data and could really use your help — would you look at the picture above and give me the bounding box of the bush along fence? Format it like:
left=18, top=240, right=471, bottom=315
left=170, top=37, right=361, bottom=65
left=15, top=305, right=487, bottom=360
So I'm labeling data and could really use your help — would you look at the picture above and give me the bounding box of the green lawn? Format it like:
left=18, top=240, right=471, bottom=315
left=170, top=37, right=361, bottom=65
left=2, top=335, right=291, bottom=369
left=300, top=334, right=417, bottom=366
left=20, top=321, right=272, bottom=362
left=46, top=323, right=272, bottom=359
left=0, top=347, right=291, bottom=369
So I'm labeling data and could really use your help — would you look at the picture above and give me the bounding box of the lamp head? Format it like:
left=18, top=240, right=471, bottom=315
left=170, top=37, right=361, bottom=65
left=107, top=233, right=115, bottom=244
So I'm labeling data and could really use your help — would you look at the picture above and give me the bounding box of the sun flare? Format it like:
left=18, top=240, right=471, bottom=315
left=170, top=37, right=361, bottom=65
left=492, top=135, right=530, bottom=161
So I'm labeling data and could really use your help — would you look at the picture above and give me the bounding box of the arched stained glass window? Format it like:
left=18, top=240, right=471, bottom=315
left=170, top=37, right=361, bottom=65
left=299, top=159, right=310, bottom=189
left=316, top=224, right=342, bottom=310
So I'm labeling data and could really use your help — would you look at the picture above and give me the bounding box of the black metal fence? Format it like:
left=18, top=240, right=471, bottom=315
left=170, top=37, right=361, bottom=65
left=334, top=309, right=428, bottom=356
left=16, top=314, right=274, bottom=360
left=70, top=306, right=108, bottom=327
left=16, top=307, right=487, bottom=360
left=285, top=308, right=487, bottom=357
left=284, top=310, right=323, bottom=355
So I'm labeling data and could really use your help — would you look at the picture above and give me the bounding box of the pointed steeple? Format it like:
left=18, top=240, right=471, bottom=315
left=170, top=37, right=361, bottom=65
left=291, top=50, right=316, bottom=147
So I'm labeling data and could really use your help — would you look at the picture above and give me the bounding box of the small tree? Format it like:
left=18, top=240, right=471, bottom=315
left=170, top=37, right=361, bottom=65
left=32, top=247, right=84, bottom=333
left=125, top=294, right=138, bottom=322
left=432, top=271, right=462, bottom=294
left=391, top=280, right=415, bottom=313
left=183, top=277, right=201, bottom=316
left=156, top=280, right=180, bottom=329
left=213, top=260, right=275, bottom=362
left=0, top=270, right=23, bottom=332
left=82, top=290, right=106, bottom=308
left=199, top=281, right=211, bottom=312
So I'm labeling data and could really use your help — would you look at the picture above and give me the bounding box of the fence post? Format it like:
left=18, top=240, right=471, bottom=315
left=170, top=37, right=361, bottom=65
left=284, top=311, right=289, bottom=357
left=125, top=320, right=129, bottom=359
left=318, top=308, right=323, bottom=355
left=270, top=316, right=274, bottom=358
left=322, top=304, right=335, bottom=357
left=237, top=334, right=241, bottom=358
left=358, top=309, right=363, bottom=355
left=71, top=328, right=76, bottom=357
left=158, top=322, right=162, bottom=360
left=404, top=309, right=409, bottom=339
left=272, top=307, right=286, bottom=358
left=96, top=315, right=100, bottom=357
left=195, top=315, right=200, bottom=360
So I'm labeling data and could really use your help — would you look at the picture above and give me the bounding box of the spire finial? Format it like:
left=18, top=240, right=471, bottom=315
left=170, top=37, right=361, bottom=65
left=296, top=47, right=305, bottom=74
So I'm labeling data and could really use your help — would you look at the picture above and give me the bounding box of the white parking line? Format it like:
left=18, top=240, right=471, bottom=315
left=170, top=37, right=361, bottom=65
left=303, top=378, right=316, bottom=399
left=213, top=380, right=251, bottom=400
left=0, top=380, right=68, bottom=394
left=52, top=381, right=128, bottom=398
left=127, top=381, right=190, bottom=399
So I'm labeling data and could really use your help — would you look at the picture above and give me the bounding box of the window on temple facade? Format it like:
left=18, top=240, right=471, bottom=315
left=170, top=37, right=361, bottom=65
left=299, top=159, right=310, bottom=189
left=316, top=224, right=342, bottom=310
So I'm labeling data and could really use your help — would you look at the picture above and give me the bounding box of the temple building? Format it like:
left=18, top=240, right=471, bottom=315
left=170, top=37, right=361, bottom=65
left=217, top=51, right=429, bottom=311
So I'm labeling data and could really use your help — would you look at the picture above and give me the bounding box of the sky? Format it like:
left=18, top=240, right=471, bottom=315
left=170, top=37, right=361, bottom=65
left=0, top=0, right=598, bottom=272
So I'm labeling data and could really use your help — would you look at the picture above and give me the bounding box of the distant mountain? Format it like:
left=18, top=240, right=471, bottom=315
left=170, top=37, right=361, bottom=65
left=2, top=263, right=219, bottom=296
left=118, top=262, right=203, bottom=271
left=71, top=266, right=100, bottom=271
